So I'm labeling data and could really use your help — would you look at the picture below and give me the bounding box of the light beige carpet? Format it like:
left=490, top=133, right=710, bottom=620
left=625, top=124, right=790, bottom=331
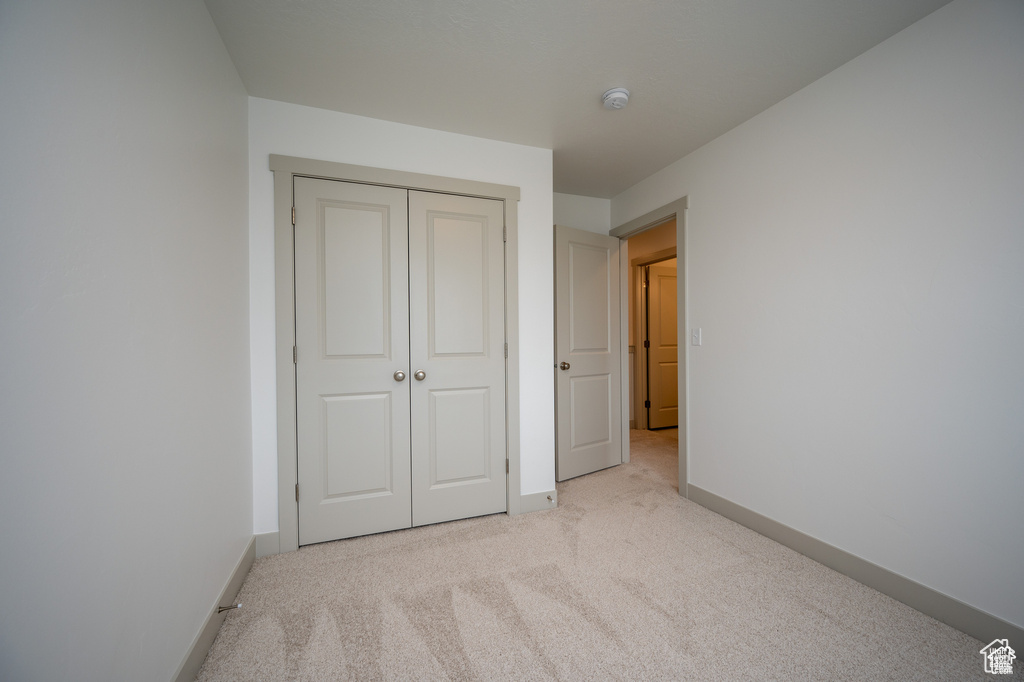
left=198, top=429, right=1014, bottom=680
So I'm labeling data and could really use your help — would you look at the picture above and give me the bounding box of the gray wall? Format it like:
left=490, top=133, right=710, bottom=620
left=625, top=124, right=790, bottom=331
left=613, top=0, right=1024, bottom=629
left=0, top=1, right=252, bottom=679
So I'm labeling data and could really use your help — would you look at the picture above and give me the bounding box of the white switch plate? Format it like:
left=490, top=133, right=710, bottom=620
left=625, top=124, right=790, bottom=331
left=691, top=328, right=702, bottom=346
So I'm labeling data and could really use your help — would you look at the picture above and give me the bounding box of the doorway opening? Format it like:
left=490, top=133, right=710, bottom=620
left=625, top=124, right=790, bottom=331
left=625, top=220, right=677, bottom=432
left=271, top=154, right=524, bottom=554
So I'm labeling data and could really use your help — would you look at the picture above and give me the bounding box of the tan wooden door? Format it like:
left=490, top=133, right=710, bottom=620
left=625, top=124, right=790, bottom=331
left=294, top=179, right=507, bottom=545
left=294, top=178, right=412, bottom=545
left=646, top=261, right=678, bottom=428
left=554, top=225, right=622, bottom=481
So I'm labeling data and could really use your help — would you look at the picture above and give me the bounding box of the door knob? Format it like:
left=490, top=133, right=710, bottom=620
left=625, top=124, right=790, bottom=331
left=559, top=362, right=570, bottom=371
left=393, top=370, right=406, bottom=382
left=414, top=370, right=426, bottom=381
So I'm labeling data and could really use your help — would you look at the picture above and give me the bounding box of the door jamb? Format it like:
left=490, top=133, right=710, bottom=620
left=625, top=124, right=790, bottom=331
left=270, top=154, right=522, bottom=553
left=610, top=197, right=689, bottom=497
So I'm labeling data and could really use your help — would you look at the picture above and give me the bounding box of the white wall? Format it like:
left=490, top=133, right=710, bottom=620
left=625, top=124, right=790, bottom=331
left=553, top=193, right=611, bottom=233
left=0, top=2, right=252, bottom=680
left=612, top=0, right=1024, bottom=628
left=249, top=98, right=555, bottom=533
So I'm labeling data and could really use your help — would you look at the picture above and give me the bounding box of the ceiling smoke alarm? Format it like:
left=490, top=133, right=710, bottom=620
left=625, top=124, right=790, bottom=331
left=602, top=88, right=630, bottom=110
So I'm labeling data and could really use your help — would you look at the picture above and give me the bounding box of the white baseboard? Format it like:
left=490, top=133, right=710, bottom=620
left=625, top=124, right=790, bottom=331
left=255, top=531, right=280, bottom=558
left=517, top=489, right=558, bottom=514
left=172, top=537, right=255, bottom=682
left=687, top=484, right=1024, bottom=648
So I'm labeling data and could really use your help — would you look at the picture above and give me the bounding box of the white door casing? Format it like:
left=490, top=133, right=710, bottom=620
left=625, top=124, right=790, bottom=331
left=409, top=191, right=507, bottom=525
left=294, top=178, right=412, bottom=545
left=554, top=225, right=622, bottom=481
left=647, top=262, right=678, bottom=429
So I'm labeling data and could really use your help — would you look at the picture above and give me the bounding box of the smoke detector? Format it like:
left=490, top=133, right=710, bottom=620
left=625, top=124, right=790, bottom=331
left=602, top=88, right=630, bottom=110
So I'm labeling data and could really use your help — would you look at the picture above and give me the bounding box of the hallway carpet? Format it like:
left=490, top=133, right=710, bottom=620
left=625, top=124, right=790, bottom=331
left=197, top=430, right=1009, bottom=680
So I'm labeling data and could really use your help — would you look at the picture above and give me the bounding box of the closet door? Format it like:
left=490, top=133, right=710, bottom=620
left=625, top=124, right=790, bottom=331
left=408, top=191, right=507, bottom=525
left=294, top=178, right=411, bottom=545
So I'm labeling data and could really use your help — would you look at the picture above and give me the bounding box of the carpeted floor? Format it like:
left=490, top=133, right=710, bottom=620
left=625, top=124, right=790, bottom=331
left=197, top=429, right=1014, bottom=680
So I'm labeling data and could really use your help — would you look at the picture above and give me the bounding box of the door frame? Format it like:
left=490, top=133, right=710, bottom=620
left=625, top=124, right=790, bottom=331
left=270, top=154, right=522, bottom=553
left=632, top=249, right=676, bottom=431
left=610, top=196, right=689, bottom=497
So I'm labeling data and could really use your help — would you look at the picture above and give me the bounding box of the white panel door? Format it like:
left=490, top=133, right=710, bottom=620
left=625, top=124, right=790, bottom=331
left=409, top=191, right=507, bottom=525
left=554, top=225, right=622, bottom=481
left=294, top=178, right=411, bottom=545
left=647, top=261, right=678, bottom=428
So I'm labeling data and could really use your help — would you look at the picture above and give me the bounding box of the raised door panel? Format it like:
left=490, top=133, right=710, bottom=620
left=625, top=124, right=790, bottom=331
left=429, top=217, right=487, bottom=356
left=570, top=374, right=612, bottom=448
left=294, top=178, right=411, bottom=545
left=555, top=226, right=622, bottom=481
left=409, top=191, right=506, bottom=526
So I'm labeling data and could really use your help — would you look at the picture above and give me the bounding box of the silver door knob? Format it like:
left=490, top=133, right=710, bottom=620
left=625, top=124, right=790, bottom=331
left=393, top=370, right=406, bottom=382
left=559, top=362, right=570, bottom=370
left=414, top=370, right=426, bottom=381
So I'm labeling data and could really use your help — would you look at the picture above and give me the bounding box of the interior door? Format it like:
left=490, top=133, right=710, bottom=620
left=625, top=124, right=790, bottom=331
left=554, top=225, right=622, bottom=481
left=409, top=191, right=507, bottom=525
left=294, top=178, right=411, bottom=545
left=646, top=261, right=678, bottom=428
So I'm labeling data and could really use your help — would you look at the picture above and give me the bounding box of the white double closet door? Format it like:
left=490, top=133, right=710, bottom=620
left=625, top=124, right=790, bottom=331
left=294, top=177, right=507, bottom=546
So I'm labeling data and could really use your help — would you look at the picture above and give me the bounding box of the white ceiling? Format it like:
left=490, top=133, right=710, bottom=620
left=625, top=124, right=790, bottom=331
left=205, top=0, right=951, bottom=198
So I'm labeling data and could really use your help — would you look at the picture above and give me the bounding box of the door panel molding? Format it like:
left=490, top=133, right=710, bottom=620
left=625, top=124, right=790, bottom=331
left=294, top=178, right=411, bottom=545
left=631, top=247, right=676, bottom=431
left=570, top=374, right=613, bottom=448
left=554, top=225, right=622, bottom=481
left=568, top=241, right=613, bottom=353
left=321, top=392, right=394, bottom=499
left=425, top=211, right=490, bottom=357
left=320, top=200, right=392, bottom=358
left=272, top=155, right=521, bottom=553
left=429, top=387, right=491, bottom=486
left=409, top=190, right=506, bottom=527
left=647, top=262, right=678, bottom=429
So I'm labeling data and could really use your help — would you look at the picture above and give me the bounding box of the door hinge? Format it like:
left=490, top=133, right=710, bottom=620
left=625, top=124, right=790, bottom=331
left=295, top=483, right=299, bottom=502
left=502, top=225, right=507, bottom=243
left=504, top=342, right=508, bottom=358
left=293, top=346, right=297, bottom=364
left=644, top=400, right=651, bottom=408
left=291, top=206, right=296, bottom=225
left=506, top=459, right=509, bottom=474
left=643, top=339, right=650, bottom=348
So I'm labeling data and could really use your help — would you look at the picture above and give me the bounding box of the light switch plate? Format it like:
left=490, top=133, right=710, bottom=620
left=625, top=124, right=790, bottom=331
left=691, top=328, right=702, bottom=346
